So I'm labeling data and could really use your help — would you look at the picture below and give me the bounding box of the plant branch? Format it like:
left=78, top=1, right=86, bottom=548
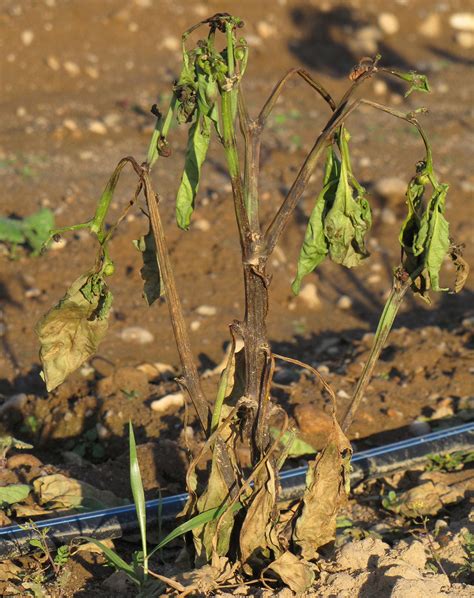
left=141, top=172, right=210, bottom=432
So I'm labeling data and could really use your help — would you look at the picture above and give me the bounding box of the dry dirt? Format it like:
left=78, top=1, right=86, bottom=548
left=0, top=0, right=473, bottom=596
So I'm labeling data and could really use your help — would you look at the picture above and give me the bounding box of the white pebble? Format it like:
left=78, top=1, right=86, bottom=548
left=150, top=392, right=185, bottom=413
left=419, top=14, right=441, bottom=38
left=298, top=283, right=321, bottom=309
left=46, top=55, right=60, bottom=70
left=161, top=36, right=179, bottom=51
left=85, top=66, right=99, bottom=79
left=63, top=118, right=78, bottom=131
left=96, top=423, right=110, bottom=439
left=381, top=207, right=396, bottom=225
left=374, top=177, right=406, bottom=199
left=21, top=30, right=34, bottom=46
left=63, top=61, right=80, bottom=76
left=88, top=120, right=107, bottom=135
left=50, top=237, right=67, bottom=250
left=337, top=295, right=353, bottom=310
left=196, top=305, right=217, bottom=316
left=256, top=21, right=276, bottom=39
left=190, top=320, right=201, bottom=331
left=337, top=389, right=350, bottom=399
left=120, top=326, right=154, bottom=344
left=194, top=219, right=210, bottom=232
left=367, top=275, right=381, bottom=285
left=373, top=80, right=388, bottom=96
left=409, top=420, right=431, bottom=437
left=378, top=13, right=399, bottom=35
left=449, top=13, right=474, bottom=32
left=455, top=31, right=474, bottom=49
left=16, top=106, right=27, bottom=118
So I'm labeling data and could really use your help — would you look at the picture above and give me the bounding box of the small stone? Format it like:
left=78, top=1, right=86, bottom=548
left=378, top=13, right=399, bottom=35
left=25, top=288, right=42, bottom=298
left=352, top=26, right=382, bottom=54
left=128, top=22, right=139, bottom=32
left=0, top=394, right=27, bottom=414
left=381, top=207, right=396, bottom=224
left=431, top=403, right=454, bottom=420
left=449, top=13, right=474, bottom=32
left=136, top=362, right=175, bottom=380
left=419, top=14, right=441, bottom=38
left=337, top=389, right=350, bottom=399
left=256, top=21, right=276, bottom=39
left=63, top=61, right=80, bottom=76
left=96, top=423, right=109, bottom=440
left=88, top=120, right=107, bottom=135
left=455, top=31, right=474, bottom=49
left=120, top=326, right=154, bottom=344
left=298, top=283, right=321, bottom=309
left=374, top=177, right=406, bottom=199
left=294, top=404, right=334, bottom=450
left=194, top=218, right=210, bottom=232
left=161, top=36, right=179, bottom=51
left=21, top=30, right=34, bottom=46
left=84, top=65, right=99, bottom=79
left=150, top=392, right=185, bottom=413
left=46, top=55, right=60, bottom=70
left=62, top=118, right=78, bottom=131
left=409, top=420, right=431, bottom=437
left=367, top=274, right=381, bottom=285
left=373, top=79, right=388, bottom=96
left=387, top=408, right=403, bottom=418
left=16, top=106, right=27, bottom=118
left=316, top=364, right=330, bottom=375
left=190, top=320, right=201, bottom=331
left=337, top=295, right=353, bottom=310
left=195, top=305, right=217, bottom=317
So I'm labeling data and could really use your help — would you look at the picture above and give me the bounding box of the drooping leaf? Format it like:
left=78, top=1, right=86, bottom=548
left=129, top=423, right=147, bottom=565
left=0, top=484, right=30, bottom=506
left=36, top=272, right=113, bottom=391
left=133, top=223, right=163, bottom=305
left=0, top=217, right=25, bottom=245
left=293, top=418, right=352, bottom=559
left=264, top=551, right=315, bottom=594
left=390, top=70, right=430, bottom=97
left=292, top=147, right=340, bottom=294
left=23, top=208, right=55, bottom=255
left=324, top=139, right=371, bottom=268
left=175, top=113, right=212, bottom=229
left=270, top=428, right=317, bottom=457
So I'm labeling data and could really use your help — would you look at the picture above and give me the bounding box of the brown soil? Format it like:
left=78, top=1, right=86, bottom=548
left=0, top=0, right=473, bottom=596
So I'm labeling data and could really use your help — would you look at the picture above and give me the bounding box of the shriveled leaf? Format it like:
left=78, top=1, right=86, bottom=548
left=0, top=561, right=22, bottom=582
left=129, top=423, right=147, bottom=562
left=36, top=272, right=113, bottom=391
left=292, top=147, right=340, bottom=294
left=450, top=245, right=469, bottom=293
left=293, top=418, right=352, bottom=559
left=391, top=69, right=430, bottom=97
left=133, top=224, right=163, bottom=306
left=176, top=113, right=211, bottom=229
left=239, top=462, right=281, bottom=573
left=0, top=484, right=30, bottom=506
left=33, top=473, right=125, bottom=510
left=264, top=551, right=315, bottom=594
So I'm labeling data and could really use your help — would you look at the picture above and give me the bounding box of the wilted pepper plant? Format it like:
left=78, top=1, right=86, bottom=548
left=35, top=13, right=467, bottom=594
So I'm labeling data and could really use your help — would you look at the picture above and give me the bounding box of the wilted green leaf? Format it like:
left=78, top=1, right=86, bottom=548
left=0, top=484, right=30, bottom=506
left=0, top=208, right=54, bottom=254
left=36, top=272, right=113, bottom=391
left=270, top=428, right=317, bottom=457
left=133, top=223, right=163, bottom=306
left=176, top=113, right=212, bottom=229
left=0, top=217, right=24, bottom=245
left=292, top=147, right=339, bottom=294
left=391, top=70, right=430, bottom=97
left=324, top=137, right=371, bottom=268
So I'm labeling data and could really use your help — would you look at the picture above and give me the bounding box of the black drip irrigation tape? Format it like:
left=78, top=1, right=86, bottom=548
left=0, top=422, right=472, bottom=560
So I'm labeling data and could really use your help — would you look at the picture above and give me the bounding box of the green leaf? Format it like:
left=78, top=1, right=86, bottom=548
left=36, top=272, right=113, bottom=391
left=129, top=423, right=147, bottom=565
left=292, top=147, right=340, bottom=294
left=82, top=537, right=138, bottom=581
left=391, top=70, right=430, bottom=97
left=133, top=224, right=163, bottom=306
left=270, top=428, right=317, bottom=457
left=23, top=208, right=55, bottom=255
left=0, top=484, right=30, bottom=506
left=0, top=217, right=25, bottom=245
left=176, top=112, right=212, bottom=229
left=324, top=139, right=371, bottom=268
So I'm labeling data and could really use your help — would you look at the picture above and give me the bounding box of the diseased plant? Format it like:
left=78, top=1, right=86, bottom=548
left=35, top=13, right=467, bottom=593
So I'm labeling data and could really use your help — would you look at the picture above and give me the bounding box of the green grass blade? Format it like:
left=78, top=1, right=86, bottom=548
left=148, top=501, right=242, bottom=559
left=129, top=422, right=148, bottom=572
left=82, top=537, right=137, bottom=580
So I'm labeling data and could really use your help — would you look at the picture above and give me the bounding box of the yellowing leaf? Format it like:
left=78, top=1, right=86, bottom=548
left=264, top=551, right=315, bottom=594
left=0, top=484, right=30, bottom=506
left=36, top=272, right=113, bottom=391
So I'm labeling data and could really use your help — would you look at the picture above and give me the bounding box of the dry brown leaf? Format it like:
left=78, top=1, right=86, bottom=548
left=293, top=417, right=351, bottom=559
left=239, top=461, right=282, bottom=573
left=0, top=561, right=22, bottom=582
left=264, top=550, right=315, bottom=594
left=33, top=473, right=125, bottom=510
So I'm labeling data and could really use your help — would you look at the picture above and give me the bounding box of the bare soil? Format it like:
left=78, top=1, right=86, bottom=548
left=0, top=0, right=473, bottom=596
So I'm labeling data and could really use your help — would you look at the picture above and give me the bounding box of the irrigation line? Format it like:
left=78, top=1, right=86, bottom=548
left=0, top=422, right=472, bottom=559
